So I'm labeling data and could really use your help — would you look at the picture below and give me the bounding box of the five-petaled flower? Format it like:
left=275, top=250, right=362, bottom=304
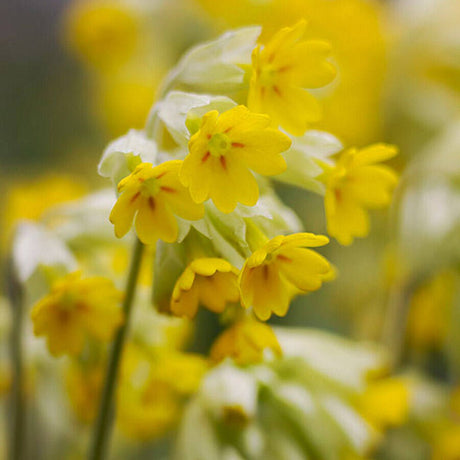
left=179, top=105, right=291, bottom=213
left=239, top=233, right=331, bottom=321
left=171, top=258, right=240, bottom=318
left=31, top=272, right=123, bottom=356
left=322, top=143, right=398, bottom=246
left=248, top=20, right=336, bottom=136
left=110, top=160, right=204, bottom=245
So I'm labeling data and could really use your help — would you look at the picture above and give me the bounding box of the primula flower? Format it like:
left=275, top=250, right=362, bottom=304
left=210, top=319, right=282, bottom=365
left=239, top=233, right=331, bottom=321
left=248, top=20, right=336, bottom=136
left=31, top=272, right=123, bottom=356
left=180, top=105, right=291, bottom=213
left=322, top=143, right=398, bottom=245
left=110, top=160, right=204, bottom=245
left=171, top=258, right=240, bottom=318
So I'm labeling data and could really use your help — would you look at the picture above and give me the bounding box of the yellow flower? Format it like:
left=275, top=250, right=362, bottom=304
left=180, top=105, right=291, bottom=213
left=2, top=175, right=85, bottom=245
left=65, top=360, right=103, bottom=424
left=358, top=377, right=410, bottom=430
left=31, top=272, right=123, bottom=356
left=110, top=161, right=204, bottom=245
left=323, top=144, right=398, bottom=245
left=239, top=233, right=331, bottom=321
left=210, top=319, right=282, bottom=365
left=171, top=258, right=240, bottom=319
left=64, top=0, right=138, bottom=71
left=407, top=271, right=455, bottom=349
left=248, top=20, right=336, bottom=136
left=117, top=344, right=207, bottom=440
left=432, top=424, right=460, bottom=460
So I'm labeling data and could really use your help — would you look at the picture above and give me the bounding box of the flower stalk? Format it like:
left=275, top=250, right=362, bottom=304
left=6, top=257, right=26, bottom=460
left=88, top=238, right=144, bottom=460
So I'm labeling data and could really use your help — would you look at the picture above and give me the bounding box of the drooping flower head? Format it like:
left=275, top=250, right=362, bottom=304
left=210, top=319, right=282, bottom=366
left=31, top=272, right=123, bottom=356
left=171, top=258, right=240, bottom=318
left=180, top=105, right=291, bottom=213
left=322, top=143, right=398, bottom=245
left=248, top=20, right=336, bottom=136
left=110, top=160, right=204, bottom=245
left=239, top=233, right=331, bottom=321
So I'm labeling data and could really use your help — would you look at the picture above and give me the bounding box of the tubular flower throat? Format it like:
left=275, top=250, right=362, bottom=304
left=31, top=272, right=123, bottom=356
left=248, top=20, right=336, bottom=136
left=210, top=319, right=282, bottom=366
left=180, top=105, right=291, bottom=213
left=171, top=258, right=240, bottom=319
left=239, top=233, right=331, bottom=321
left=323, top=143, right=398, bottom=246
left=110, top=161, right=204, bottom=245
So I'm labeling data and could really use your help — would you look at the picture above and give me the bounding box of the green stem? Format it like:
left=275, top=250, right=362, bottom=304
left=6, top=257, right=25, bottom=460
left=88, top=238, right=144, bottom=460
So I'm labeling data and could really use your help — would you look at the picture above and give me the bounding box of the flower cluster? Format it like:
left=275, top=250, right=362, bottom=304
left=3, top=10, right=413, bottom=460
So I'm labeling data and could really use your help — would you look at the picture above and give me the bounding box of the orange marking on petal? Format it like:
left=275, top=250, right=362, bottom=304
left=202, top=151, right=210, bottom=163
left=231, top=142, right=245, bottom=148
left=155, top=172, right=167, bottom=180
left=277, top=254, right=292, bottom=263
left=220, top=156, right=227, bottom=170
left=130, top=191, right=141, bottom=203
left=273, top=85, right=282, bottom=96
left=263, top=265, right=269, bottom=280
left=223, top=127, right=232, bottom=133
left=148, top=196, right=156, bottom=210
left=160, top=186, right=176, bottom=193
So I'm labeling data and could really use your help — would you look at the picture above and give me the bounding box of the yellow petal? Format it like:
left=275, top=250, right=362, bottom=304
left=109, top=187, right=140, bottom=238
left=353, top=144, right=398, bottom=167
left=135, top=197, right=178, bottom=244
left=277, top=247, right=330, bottom=292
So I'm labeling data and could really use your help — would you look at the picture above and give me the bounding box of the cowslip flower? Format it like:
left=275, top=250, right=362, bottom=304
left=210, top=319, right=282, bottom=365
left=248, top=20, right=336, bottom=136
left=109, top=160, right=204, bottom=245
left=239, top=233, right=331, bottom=321
left=31, top=272, right=123, bottom=356
left=170, top=258, right=240, bottom=318
left=322, top=144, right=398, bottom=245
left=180, top=105, right=291, bottom=213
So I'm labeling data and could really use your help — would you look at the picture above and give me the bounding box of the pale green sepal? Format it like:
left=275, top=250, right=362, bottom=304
left=162, top=26, right=261, bottom=94
left=146, top=91, right=237, bottom=147
left=276, top=130, right=342, bottom=195
left=98, top=129, right=157, bottom=187
left=12, top=221, right=77, bottom=284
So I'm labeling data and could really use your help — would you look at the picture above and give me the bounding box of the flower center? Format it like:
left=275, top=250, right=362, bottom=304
left=208, top=133, right=231, bottom=157
left=258, top=65, right=278, bottom=88
left=141, top=177, right=161, bottom=196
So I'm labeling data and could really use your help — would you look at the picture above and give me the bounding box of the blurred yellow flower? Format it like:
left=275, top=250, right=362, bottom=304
left=248, top=20, right=336, bottom=136
left=117, top=344, right=207, bottom=440
left=0, top=366, right=11, bottom=398
left=65, top=360, right=103, bottom=424
left=358, top=377, right=410, bottom=430
left=432, top=424, right=460, bottom=460
left=171, top=258, right=239, bottom=319
left=3, top=175, right=85, bottom=240
left=239, top=233, right=331, bottom=320
left=322, top=144, right=398, bottom=245
left=196, top=0, right=387, bottom=145
left=31, top=272, right=123, bottom=356
left=407, top=272, right=456, bottom=349
left=64, top=0, right=139, bottom=71
left=110, top=161, right=204, bottom=244
left=210, top=319, right=282, bottom=365
left=180, top=106, right=291, bottom=213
